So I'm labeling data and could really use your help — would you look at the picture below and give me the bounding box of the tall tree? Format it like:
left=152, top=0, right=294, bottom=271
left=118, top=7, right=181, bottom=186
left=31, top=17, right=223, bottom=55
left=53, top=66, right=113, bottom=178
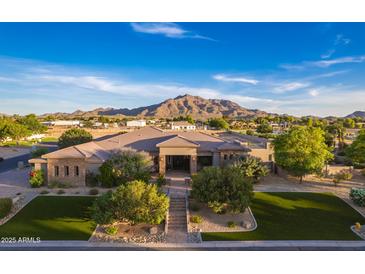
left=16, top=114, right=47, bottom=134
left=273, top=126, right=333, bottom=182
left=345, top=129, right=365, bottom=166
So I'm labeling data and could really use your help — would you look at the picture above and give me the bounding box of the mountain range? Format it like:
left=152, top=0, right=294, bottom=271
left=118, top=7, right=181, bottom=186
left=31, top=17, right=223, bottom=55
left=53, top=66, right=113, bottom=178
left=39, top=94, right=364, bottom=120
left=41, top=94, right=270, bottom=120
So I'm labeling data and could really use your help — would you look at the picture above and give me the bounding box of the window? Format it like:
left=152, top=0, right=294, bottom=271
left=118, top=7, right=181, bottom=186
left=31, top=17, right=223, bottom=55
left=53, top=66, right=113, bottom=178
left=74, top=166, right=79, bottom=176
left=229, top=154, right=233, bottom=160
left=269, top=154, right=273, bottom=161
left=64, top=166, right=69, bottom=176
left=54, top=166, right=59, bottom=177
left=223, top=154, right=228, bottom=160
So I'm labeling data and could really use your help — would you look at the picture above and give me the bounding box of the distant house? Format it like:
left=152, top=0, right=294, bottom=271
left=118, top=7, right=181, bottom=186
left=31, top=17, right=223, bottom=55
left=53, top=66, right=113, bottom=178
left=126, top=119, right=147, bottom=127
left=171, top=121, right=196, bottom=131
left=42, top=120, right=80, bottom=127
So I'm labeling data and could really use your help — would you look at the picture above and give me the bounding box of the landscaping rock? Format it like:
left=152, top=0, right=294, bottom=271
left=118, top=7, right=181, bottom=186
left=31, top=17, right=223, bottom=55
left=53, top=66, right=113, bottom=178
left=149, top=226, right=158, bottom=235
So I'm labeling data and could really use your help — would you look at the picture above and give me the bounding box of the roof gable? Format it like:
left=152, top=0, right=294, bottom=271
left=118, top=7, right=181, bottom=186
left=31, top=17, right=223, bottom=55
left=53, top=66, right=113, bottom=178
left=156, top=135, right=200, bottom=148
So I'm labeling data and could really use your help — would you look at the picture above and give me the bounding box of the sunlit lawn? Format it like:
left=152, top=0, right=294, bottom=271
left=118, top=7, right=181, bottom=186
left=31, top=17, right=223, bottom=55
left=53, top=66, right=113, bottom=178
left=202, top=192, right=365, bottom=241
left=0, top=196, right=96, bottom=240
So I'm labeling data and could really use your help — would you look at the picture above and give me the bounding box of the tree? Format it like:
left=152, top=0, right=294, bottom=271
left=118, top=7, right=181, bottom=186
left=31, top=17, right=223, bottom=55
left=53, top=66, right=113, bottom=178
left=273, top=126, right=333, bottom=182
left=191, top=166, right=254, bottom=213
left=16, top=114, right=47, bottom=134
left=91, top=180, right=169, bottom=225
left=256, top=122, right=273, bottom=134
left=0, top=118, right=30, bottom=141
left=58, top=128, right=93, bottom=148
left=231, top=157, right=269, bottom=183
left=345, top=130, right=365, bottom=166
left=98, top=150, right=153, bottom=187
left=208, top=118, right=229, bottom=130
left=31, top=147, right=49, bottom=158
left=186, top=115, right=195, bottom=124
left=343, top=118, right=355, bottom=129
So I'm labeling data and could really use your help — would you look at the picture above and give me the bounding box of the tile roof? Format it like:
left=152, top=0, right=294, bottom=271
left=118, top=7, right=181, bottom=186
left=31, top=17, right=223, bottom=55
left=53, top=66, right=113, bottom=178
left=41, top=126, right=249, bottom=160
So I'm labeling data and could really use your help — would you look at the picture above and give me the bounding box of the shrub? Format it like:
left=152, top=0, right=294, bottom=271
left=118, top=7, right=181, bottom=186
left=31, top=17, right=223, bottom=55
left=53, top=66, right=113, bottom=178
left=98, top=150, right=153, bottom=187
left=0, top=198, right=12, bottom=219
left=58, top=128, right=93, bottom=148
left=57, top=189, right=65, bottom=195
left=91, top=181, right=169, bottom=225
left=105, top=225, right=118, bottom=235
left=86, top=171, right=99, bottom=187
left=355, top=222, right=362, bottom=231
left=29, top=169, right=45, bottom=188
left=208, top=201, right=227, bottom=214
left=40, top=190, right=49, bottom=195
left=230, top=157, right=269, bottom=183
left=156, top=174, right=167, bottom=187
left=192, top=166, right=254, bottom=214
left=227, top=221, right=236, bottom=228
left=190, top=215, right=203, bottom=224
left=350, top=188, right=365, bottom=207
left=189, top=202, right=200, bottom=212
left=333, top=170, right=353, bottom=186
left=89, top=188, right=99, bottom=195
left=31, top=147, right=49, bottom=158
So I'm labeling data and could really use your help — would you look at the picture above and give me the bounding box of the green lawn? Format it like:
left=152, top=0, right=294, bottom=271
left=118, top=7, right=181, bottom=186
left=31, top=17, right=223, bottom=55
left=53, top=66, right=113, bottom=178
left=0, top=196, right=96, bottom=240
left=202, top=192, right=365, bottom=241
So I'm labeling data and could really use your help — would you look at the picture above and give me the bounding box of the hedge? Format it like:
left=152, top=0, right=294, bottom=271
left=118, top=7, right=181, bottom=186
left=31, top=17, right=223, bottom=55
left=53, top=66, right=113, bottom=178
left=0, top=198, right=13, bottom=219
left=350, top=188, right=365, bottom=207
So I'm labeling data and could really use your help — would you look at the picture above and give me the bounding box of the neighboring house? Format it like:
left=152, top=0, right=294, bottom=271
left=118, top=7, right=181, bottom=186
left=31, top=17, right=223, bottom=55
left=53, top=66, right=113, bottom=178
left=29, top=127, right=273, bottom=186
left=42, top=120, right=80, bottom=127
left=171, top=121, right=196, bottom=131
left=126, top=119, right=147, bottom=127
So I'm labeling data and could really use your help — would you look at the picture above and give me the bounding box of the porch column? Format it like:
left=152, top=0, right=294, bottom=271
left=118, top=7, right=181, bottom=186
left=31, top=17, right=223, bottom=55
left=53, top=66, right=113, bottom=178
left=190, top=155, right=197, bottom=175
left=159, top=155, right=166, bottom=175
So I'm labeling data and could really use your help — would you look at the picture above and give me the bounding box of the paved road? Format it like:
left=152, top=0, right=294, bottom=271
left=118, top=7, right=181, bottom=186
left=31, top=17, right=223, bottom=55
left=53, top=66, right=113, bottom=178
left=0, top=144, right=57, bottom=173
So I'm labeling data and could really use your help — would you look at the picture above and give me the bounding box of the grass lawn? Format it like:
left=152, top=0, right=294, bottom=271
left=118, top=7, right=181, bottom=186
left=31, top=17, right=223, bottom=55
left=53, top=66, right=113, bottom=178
left=0, top=196, right=96, bottom=240
left=202, top=192, right=365, bottom=241
left=41, top=136, right=58, bottom=143
left=0, top=140, right=36, bottom=147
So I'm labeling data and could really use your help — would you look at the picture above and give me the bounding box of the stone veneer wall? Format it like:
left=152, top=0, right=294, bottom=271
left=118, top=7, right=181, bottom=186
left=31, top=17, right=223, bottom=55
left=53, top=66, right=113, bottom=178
left=47, top=158, right=86, bottom=186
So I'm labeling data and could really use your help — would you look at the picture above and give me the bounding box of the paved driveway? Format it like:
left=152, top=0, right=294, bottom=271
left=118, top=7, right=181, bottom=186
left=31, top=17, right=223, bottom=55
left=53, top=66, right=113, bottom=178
left=0, top=168, right=31, bottom=198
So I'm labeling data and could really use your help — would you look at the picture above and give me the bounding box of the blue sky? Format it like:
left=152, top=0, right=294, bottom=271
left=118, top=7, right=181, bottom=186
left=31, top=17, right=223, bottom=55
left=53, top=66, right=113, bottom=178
left=0, top=22, right=365, bottom=117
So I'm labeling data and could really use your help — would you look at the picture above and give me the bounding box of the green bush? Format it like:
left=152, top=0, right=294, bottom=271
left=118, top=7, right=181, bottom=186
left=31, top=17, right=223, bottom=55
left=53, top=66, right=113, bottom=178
left=86, top=171, right=99, bottom=187
left=156, top=174, right=167, bottom=187
left=91, top=181, right=169, bottom=225
left=190, top=215, right=203, bottom=224
left=29, top=170, right=45, bottom=188
left=189, top=202, right=200, bottom=212
left=105, top=225, right=118, bottom=235
left=40, top=190, right=49, bottom=195
left=57, top=189, right=65, bottom=195
left=192, top=166, right=254, bottom=214
left=350, top=188, right=365, bottom=207
left=98, top=150, right=153, bottom=187
left=227, top=221, right=236, bottom=228
left=31, top=147, right=49, bottom=158
left=58, top=128, right=93, bottom=148
left=333, top=170, right=353, bottom=186
left=89, top=188, right=99, bottom=195
left=230, top=156, right=269, bottom=183
left=0, top=198, right=12, bottom=219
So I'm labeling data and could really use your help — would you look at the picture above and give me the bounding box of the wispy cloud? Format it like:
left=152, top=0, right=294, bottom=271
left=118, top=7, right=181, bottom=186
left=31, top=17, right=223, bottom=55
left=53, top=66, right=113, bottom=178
left=320, top=34, right=351, bottom=59
left=274, top=82, right=310, bottom=93
left=213, top=74, right=259, bottom=85
left=320, top=49, right=335, bottom=59
left=312, top=55, right=365, bottom=67
left=130, top=23, right=215, bottom=41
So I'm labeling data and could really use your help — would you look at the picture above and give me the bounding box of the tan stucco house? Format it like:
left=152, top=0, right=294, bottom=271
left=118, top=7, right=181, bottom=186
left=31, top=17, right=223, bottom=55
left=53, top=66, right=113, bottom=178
left=29, top=127, right=273, bottom=186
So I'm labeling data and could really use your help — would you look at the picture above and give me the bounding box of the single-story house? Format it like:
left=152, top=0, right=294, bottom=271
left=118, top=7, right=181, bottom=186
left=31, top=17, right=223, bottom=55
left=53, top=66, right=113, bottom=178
left=170, top=121, right=196, bottom=131
left=29, top=127, right=273, bottom=186
left=126, top=119, right=147, bottom=127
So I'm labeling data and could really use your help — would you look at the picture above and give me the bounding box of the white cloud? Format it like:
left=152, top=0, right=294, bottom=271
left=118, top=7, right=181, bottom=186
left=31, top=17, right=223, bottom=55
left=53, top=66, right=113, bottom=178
left=213, top=74, right=259, bottom=85
left=130, top=23, right=215, bottom=41
left=320, top=49, right=335, bottom=59
left=274, top=82, right=310, bottom=93
left=335, top=34, right=351, bottom=46
left=312, top=55, right=365, bottom=67
left=308, top=89, right=319, bottom=97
